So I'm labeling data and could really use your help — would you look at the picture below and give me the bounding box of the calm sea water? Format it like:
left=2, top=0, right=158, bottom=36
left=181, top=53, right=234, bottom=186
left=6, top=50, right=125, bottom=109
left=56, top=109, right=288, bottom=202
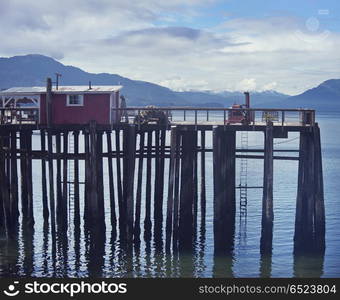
left=0, top=112, right=339, bottom=278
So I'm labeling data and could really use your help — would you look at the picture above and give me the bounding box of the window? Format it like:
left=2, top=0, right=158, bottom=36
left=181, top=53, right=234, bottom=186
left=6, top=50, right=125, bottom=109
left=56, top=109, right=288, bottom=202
left=67, top=94, right=84, bottom=106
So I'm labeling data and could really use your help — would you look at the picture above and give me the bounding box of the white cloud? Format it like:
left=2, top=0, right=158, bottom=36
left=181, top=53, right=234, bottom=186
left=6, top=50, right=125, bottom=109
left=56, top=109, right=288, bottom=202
left=0, top=1, right=339, bottom=95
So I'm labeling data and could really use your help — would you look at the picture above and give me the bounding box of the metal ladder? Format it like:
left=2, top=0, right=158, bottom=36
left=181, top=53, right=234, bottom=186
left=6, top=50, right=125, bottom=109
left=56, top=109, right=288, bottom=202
left=67, top=133, right=75, bottom=227
left=238, top=131, right=248, bottom=247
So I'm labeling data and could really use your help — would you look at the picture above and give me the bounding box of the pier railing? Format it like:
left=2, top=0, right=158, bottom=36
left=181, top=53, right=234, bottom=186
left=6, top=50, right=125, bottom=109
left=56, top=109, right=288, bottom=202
left=0, top=107, right=39, bottom=125
left=113, top=107, right=315, bottom=127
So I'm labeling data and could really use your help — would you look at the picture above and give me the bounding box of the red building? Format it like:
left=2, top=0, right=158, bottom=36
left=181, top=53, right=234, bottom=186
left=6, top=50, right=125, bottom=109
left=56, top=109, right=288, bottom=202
left=0, top=85, right=123, bottom=125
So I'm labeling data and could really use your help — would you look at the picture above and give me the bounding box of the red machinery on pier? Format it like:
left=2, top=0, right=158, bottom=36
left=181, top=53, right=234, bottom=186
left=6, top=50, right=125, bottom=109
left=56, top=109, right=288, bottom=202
left=227, top=92, right=254, bottom=124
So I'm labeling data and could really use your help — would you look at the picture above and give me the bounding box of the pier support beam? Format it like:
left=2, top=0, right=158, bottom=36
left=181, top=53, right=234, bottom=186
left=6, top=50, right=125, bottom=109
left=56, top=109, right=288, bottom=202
left=260, top=122, right=274, bottom=254
left=123, top=125, right=136, bottom=242
left=213, top=127, right=236, bottom=254
left=294, top=124, right=325, bottom=253
left=178, top=129, right=197, bottom=251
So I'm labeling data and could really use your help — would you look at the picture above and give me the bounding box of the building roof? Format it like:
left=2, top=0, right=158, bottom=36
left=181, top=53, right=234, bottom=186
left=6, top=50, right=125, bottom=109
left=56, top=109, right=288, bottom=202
left=0, top=85, right=123, bottom=96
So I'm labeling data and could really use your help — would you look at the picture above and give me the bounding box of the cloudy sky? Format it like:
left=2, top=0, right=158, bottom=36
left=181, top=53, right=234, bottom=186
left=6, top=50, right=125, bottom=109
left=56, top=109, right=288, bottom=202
left=0, top=0, right=339, bottom=95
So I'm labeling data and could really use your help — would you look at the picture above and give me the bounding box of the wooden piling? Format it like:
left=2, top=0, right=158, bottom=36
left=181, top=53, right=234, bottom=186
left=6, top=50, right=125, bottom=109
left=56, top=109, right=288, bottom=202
left=144, top=130, right=153, bottom=239
left=0, top=134, right=10, bottom=237
left=123, top=125, right=136, bottom=241
left=26, top=131, right=34, bottom=226
left=62, top=131, right=68, bottom=227
left=96, top=131, right=105, bottom=224
left=46, top=78, right=56, bottom=234
left=166, top=127, right=177, bottom=246
left=178, top=129, right=196, bottom=250
left=260, top=122, right=274, bottom=255
left=294, top=124, right=325, bottom=253
left=134, top=131, right=145, bottom=241
left=40, top=129, right=49, bottom=220
left=153, top=129, right=161, bottom=235
left=213, top=127, right=236, bottom=254
left=20, top=132, right=28, bottom=219
left=193, top=131, right=198, bottom=235
left=313, top=124, right=325, bottom=252
left=83, top=131, right=90, bottom=224
left=106, top=131, right=116, bottom=228
left=56, top=132, right=62, bottom=221
left=200, top=130, right=206, bottom=224
left=172, top=130, right=181, bottom=249
left=115, top=129, right=124, bottom=229
left=10, top=130, right=19, bottom=222
left=88, top=121, right=99, bottom=225
left=73, top=131, right=80, bottom=226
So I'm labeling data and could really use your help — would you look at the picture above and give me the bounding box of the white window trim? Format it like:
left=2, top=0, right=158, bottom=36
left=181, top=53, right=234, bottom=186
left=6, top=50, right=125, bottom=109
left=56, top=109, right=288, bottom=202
left=66, top=94, right=84, bottom=106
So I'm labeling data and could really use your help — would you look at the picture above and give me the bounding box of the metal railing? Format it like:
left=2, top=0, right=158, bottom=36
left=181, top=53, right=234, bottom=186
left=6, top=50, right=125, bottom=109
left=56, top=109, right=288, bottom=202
left=112, top=107, right=315, bottom=127
left=0, top=107, right=39, bottom=125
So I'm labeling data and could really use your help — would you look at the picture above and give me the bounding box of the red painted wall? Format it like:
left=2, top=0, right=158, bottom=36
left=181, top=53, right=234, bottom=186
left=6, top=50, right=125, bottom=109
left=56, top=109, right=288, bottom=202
left=40, top=93, right=113, bottom=125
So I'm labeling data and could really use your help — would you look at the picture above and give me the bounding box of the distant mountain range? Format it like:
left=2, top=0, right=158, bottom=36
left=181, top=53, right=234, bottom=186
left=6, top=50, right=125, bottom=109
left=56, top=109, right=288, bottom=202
left=0, top=54, right=339, bottom=110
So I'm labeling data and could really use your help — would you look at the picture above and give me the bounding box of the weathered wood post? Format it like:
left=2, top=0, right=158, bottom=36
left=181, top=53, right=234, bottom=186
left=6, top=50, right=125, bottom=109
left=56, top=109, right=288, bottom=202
left=134, top=131, right=145, bottom=241
left=123, top=125, right=136, bottom=242
left=96, top=131, right=105, bottom=225
left=294, top=123, right=325, bottom=253
left=46, top=77, right=56, bottom=234
left=200, top=130, right=206, bottom=226
left=87, top=121, right=101, bottom=226
left=144, top=130, right=153, bottom=240
left=213, top=126, right=236, bottom=254
left=178, top=129, right=196, bottom=251
left=172, top=129, right=181, bottom=250
left=153, top=129, right=161, bottom=238
left=73, top=131, right=80, bottom=226
left=40, top=129, right=49, bottom=220
left=166, top=127, right=177, bottom=248
left=106, top=131, right=116, bottom=229
left=115, top=129, right=124, bottom=229
left=260, top=122, right=274, bottom=254
left=26, top=130, right=34, bottom=226
left=0, top=134, right=10, bottom=237
left=56, top=132, right=62, bottom=222
left=20, top=131, right=28, bottom=220
left=83, top=130, right=90, bottom=225
left=10, top=130, right=19, bottom=223
left=62, top=130, right=68, bottom=228
left=313, top=124, right=325, bottom=252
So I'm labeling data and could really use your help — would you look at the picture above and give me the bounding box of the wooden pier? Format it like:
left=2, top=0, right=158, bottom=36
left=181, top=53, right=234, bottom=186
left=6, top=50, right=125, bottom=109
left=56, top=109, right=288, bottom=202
left=0, top=105, right=325, bottom=255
